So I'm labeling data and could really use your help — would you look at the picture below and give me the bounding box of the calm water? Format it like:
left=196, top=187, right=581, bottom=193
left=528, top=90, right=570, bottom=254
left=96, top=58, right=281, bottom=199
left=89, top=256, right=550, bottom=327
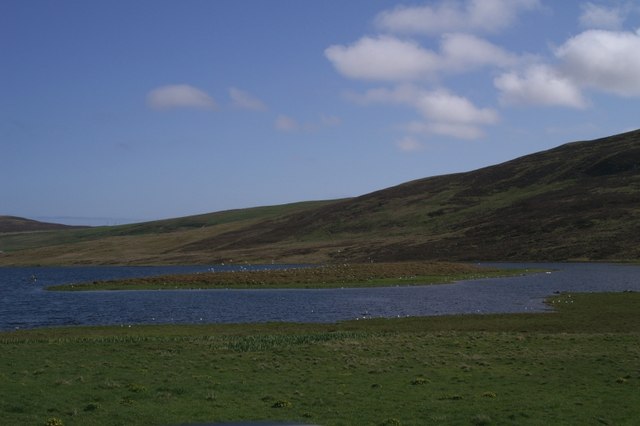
left=1, top=263, right=639, bottom=331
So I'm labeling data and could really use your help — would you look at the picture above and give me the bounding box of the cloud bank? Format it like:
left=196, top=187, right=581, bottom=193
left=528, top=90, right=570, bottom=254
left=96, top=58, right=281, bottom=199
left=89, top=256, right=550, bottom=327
left=324, top=0, right=540, bottom=144
left=555, top=29, right=640, bottom=97
left=326, top=0, right=640, bottom=148
left=325, top=33, right=517, bottom=82
left=495, top=28, right=640, bottom=106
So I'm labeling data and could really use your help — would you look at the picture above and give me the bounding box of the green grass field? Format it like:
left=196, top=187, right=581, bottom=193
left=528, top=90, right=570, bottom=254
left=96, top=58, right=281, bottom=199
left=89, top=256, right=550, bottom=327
left=2, top=292, right=639, bottom=426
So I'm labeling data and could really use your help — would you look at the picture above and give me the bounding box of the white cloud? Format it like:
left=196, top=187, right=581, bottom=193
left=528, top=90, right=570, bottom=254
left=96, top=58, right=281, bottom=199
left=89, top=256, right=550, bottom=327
left=326, top=34, right=518, bottom=82
left=345, top=84, right=419, bottom=105
left=466, top=0, right=541, bottom=32
left=325, top=35, right=439, bottom=81
left=579, top=2, right=627, bottom=29
left=374, top=0, right=540, bottom=35
left=494, top=64, right=588, bottom=108
left=415, top=89, right=499, bottom=125
left=375, top=2, right=467, bottom=35
left=349, top=85, right=498, bottom=140
left=494, top=28, right=640, bottom=108
left=273, top=114, right=341, bottom=133
left=275, top=115, right=298, bottom=132
left=555, top=29, right=640, bottom=96
left=408, top=121, right=487, bottom=140
left=146, top=84, right=216, bottom=110
left=396, top=136, right=424, bottom=152
left=431, top=122, right=487, bottom=139
left=439, top=33, right=517, bottom=71
left=229, top=87, right=267, bottom=111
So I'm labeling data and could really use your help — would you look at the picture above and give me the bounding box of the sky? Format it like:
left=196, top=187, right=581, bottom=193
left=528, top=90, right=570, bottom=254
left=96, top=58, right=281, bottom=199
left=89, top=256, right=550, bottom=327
left=2, top=0, right=640, bottom=226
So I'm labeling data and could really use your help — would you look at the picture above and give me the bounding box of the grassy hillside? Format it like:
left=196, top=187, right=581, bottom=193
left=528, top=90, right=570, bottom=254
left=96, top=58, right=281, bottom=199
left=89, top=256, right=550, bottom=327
left=2, top=130, right=639, bottom=265
left=0, top=201, right=339, bottom=265
left=0, top=216, right=85, bottom=233
left=273, top=128, right=640, bottom=262
left=172, top=129, right=640, bottom=263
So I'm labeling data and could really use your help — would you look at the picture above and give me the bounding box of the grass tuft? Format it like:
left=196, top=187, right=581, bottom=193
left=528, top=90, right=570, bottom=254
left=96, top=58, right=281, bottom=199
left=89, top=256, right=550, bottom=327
left=271, top=400, right=292, bottom=408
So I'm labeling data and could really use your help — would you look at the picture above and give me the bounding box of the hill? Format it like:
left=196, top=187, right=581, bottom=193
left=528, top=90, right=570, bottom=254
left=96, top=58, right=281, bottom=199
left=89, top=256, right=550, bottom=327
left=0, top=201, right=339, bottom=264
left=1, top=130, right=639, bottom=265
left=171, top=129, right=640, bottom=263
left=0, top=216, right=85, bottom=233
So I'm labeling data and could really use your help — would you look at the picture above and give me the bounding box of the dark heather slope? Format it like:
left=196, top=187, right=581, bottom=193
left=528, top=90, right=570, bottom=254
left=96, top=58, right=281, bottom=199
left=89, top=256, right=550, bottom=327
left=176, top=129, right=640, bottom=262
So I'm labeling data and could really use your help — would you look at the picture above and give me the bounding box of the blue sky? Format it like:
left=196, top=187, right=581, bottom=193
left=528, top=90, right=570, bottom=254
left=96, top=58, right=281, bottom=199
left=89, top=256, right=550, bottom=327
left=2, top=0, right=639, bottom=225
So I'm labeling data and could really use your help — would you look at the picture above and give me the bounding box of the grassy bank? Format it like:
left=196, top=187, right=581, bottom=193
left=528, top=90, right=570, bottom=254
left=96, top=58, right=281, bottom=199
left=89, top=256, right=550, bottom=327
left=1, top=292, right=639, bottom=425
left=49, top=262, right=531, bottom=291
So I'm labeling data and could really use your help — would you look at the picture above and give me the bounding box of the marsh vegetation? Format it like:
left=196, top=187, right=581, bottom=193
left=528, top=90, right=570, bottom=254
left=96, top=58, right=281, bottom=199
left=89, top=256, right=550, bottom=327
left=50, top=261, right=525, bottom=291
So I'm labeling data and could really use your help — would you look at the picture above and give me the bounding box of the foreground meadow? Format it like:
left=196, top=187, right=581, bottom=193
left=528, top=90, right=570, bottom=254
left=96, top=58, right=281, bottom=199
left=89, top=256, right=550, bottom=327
left=1, top=292, right=639, bottom=426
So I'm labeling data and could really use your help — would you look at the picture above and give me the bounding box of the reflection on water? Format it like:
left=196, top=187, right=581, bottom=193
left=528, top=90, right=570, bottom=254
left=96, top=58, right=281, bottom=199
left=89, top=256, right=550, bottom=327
left=1, top=263, right=639, bottom=331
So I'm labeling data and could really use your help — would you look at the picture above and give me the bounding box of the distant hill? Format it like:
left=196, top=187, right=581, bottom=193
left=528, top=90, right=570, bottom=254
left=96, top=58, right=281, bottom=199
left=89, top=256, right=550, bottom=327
left=0, top=201, right=339, bottom=264
left=1, top=129, right=639, bottom=265
left=0, top=216, right=85, bottom=233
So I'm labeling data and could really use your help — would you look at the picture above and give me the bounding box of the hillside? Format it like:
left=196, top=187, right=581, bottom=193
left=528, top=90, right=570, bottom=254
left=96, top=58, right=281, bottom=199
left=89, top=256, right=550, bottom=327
left=171, top=129, right=640, bottom=263
left=1, top=130, right=639, bottom=265
left=0, top=201, right=339, bottom=265
left=0, top=216, right=84, bottom=233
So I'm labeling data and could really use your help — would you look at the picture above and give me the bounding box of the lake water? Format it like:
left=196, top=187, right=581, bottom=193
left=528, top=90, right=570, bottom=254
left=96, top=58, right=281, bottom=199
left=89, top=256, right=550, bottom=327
left=1, top=263, right=639, bottom=331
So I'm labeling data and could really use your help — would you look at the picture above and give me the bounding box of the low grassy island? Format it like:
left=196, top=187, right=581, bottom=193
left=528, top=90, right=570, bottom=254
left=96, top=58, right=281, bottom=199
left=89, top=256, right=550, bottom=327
left=49, top=261, right=532, bottom=291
